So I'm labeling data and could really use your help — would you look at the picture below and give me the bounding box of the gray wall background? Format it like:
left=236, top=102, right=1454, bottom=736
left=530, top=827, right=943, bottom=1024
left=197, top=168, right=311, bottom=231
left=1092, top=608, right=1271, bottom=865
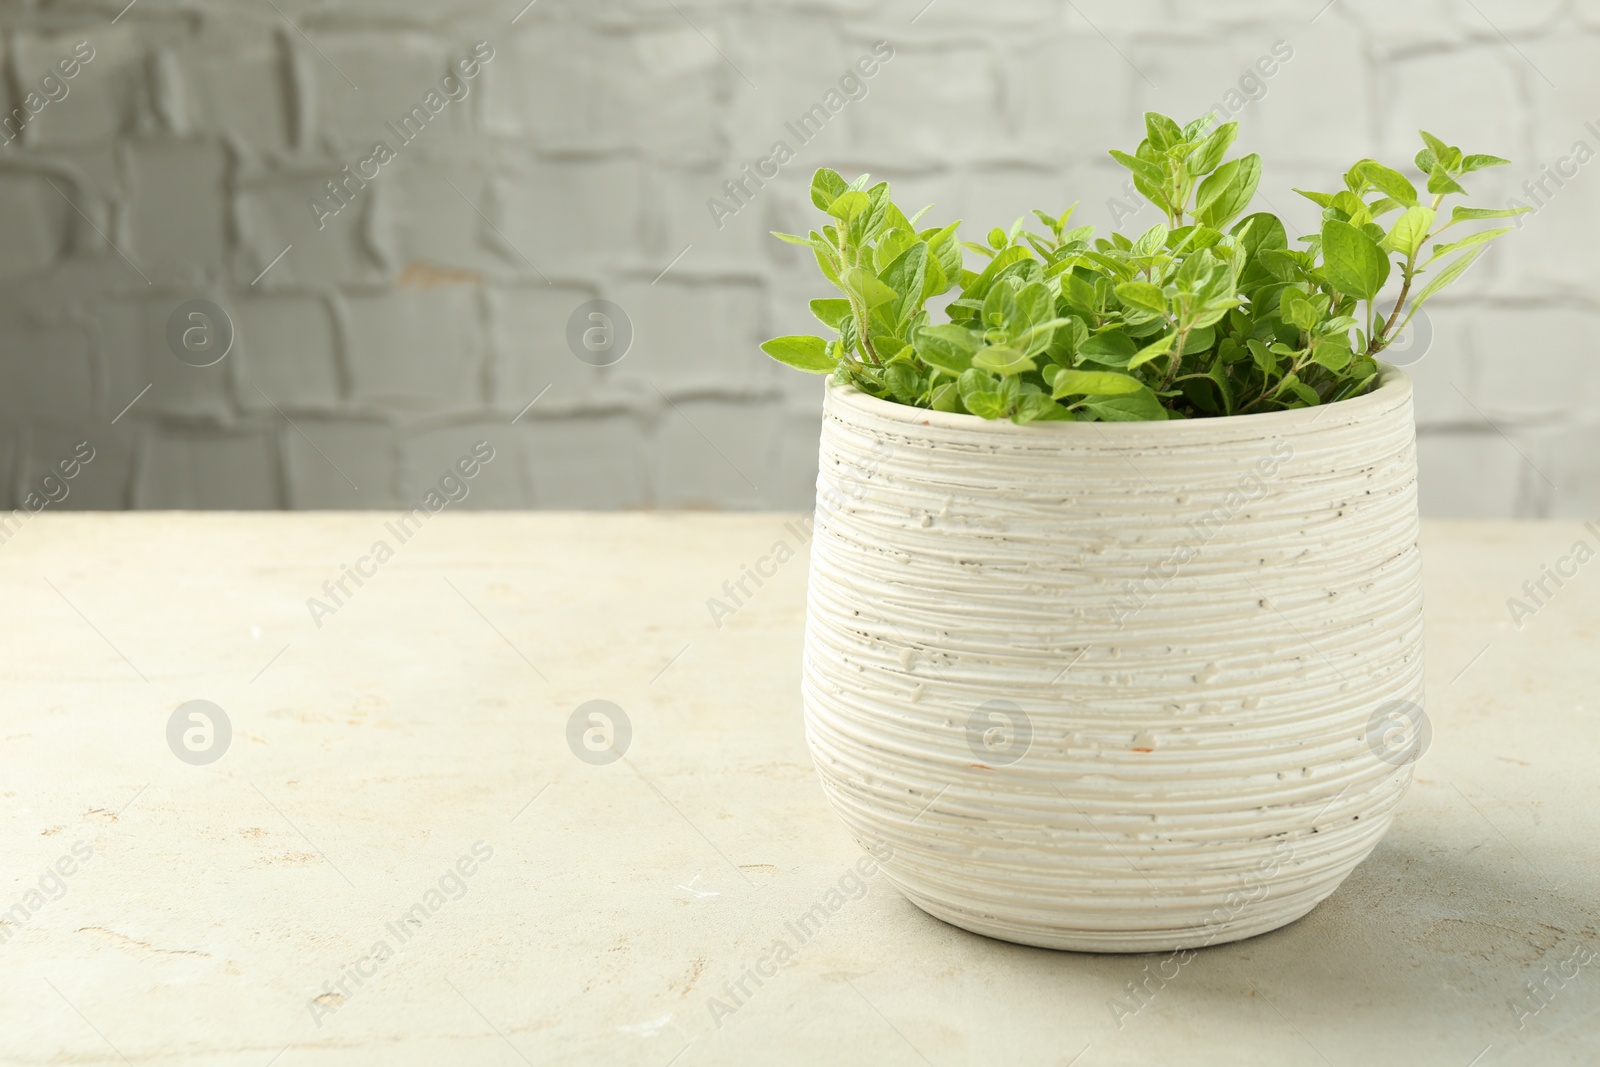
left=0, top=0, right=1595, bottom=517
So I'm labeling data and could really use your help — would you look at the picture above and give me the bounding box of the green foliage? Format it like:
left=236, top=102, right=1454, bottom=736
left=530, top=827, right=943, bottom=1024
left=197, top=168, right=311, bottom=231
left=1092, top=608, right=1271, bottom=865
left=762, top=116, right=1522, bottom=422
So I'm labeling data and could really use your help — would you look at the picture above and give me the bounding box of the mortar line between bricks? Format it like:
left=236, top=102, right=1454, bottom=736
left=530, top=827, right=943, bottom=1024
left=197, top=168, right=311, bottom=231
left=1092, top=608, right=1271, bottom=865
left=650, top=381, right=760, bottom=491
left=665, top=0, right=756, bottom=89
left=1449, top=383, right=1557, bottom=489
left=45, top=179, right=149, bottom=285
left=250, top=244, right=293, bottom=286
left=252, top=385, right=359, bottom=493
left=266, top=0, right=358, bottom=90
left=444, top=178, right=551, bottom=284
left=512, top=384, right=552, bottom=423
left=1461, top=0, right=1557, bottom=89
left=1063, top=0, right=1156, bottom=89
left=111, top=384, right=152, bottom=424
left=651, top=244, right=692, bottom=285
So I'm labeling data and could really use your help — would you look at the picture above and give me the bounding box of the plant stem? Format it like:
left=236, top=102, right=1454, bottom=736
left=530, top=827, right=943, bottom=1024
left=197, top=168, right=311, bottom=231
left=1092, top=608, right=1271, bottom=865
left=1366, top=273, right=1411, bottom=356
left=1367, top=192, right=1443, bottom=357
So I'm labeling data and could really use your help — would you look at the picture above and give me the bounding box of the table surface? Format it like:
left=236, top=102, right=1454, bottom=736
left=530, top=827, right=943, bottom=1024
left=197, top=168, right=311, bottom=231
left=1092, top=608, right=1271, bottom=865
left=0, top=513, right=1595, bottom=1067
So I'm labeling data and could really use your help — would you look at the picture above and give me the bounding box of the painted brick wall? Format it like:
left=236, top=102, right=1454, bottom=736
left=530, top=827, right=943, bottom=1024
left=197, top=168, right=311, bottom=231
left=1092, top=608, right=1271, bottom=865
left=0, top=0, right=1594, bottom=516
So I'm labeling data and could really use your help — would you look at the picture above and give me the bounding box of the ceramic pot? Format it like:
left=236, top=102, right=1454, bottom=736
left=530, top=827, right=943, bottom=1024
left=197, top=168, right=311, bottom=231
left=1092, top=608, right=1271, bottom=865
left=801, top=372, right=1426, bottom=952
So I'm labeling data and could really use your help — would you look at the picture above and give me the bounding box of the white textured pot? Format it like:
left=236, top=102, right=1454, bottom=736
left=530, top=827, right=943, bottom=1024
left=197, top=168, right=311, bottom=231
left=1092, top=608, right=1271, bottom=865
left=802, top=372, right=1426, bottom=952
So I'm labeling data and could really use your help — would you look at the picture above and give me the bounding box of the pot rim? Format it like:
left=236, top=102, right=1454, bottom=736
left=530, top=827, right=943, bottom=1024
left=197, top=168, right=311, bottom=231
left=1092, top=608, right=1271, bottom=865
left=825, top=365, right=1413, bottom=436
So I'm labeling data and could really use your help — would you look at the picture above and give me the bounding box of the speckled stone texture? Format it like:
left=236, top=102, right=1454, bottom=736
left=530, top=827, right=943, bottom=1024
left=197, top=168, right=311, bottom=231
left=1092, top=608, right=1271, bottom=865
left=1, top=512, right=1595, bottom=1065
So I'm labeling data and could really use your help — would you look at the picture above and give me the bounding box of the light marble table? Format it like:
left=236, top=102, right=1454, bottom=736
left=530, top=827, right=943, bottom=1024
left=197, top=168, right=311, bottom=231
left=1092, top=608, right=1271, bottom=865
left=1, top=514, right=1596, bottom=1066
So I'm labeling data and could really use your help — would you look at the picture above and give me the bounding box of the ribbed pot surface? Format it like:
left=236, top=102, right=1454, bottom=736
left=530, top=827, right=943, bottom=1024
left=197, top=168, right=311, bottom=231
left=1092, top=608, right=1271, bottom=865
left=802, top=373, right=1425, bottom=952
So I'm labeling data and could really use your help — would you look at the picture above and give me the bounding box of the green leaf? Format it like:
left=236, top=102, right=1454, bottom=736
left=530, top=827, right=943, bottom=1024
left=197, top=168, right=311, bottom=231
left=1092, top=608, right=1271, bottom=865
left=1075, top=249, right=1138, bottom=281
left=810, top=169, right=849, bottom=211
left=1050, top=369, right=1145, bottom=398
left=827, top=190, right=871, bottom=223
left=1131, top=223, right=1170, bottom=258
left=1109, top=148, right=1165, bottom=187
left=1280, top=289, right=1319, bottom=331
left=915, top=324, right=981, bottom=375
left=1206, top=359, right=1235, bottom=415
left=1426, top=162, right=1466, bottom=196
left=1366, top=196, right=1404, bottom=218
left=1282, top=373, right=1321, bottom=406
left=1058, top=272, right=1099, bottom=312
left=1232, top=212, right=1288, bottom=256
left=1293, top=188, right=1336, bottom=209
left=885, top=362, right=923, bottom=403
left=1356, top=160, right=1419, bottom=206
left=1015, top=281, right=1056, bottom=333
left=1144, top=111, right=1182, bottom=151
left=1460, top=153, right=1510, bottom=173
left=1311, top=339, right=1352, bottom=371
left=1259, top=249, right=1305, bottom=283
left=1010, top=391, right=1055, bottom=424
left=1084, top=386, right=1166, bottom=421
left=813, top=241, right=842, bottom=287
left=960, top=245, right=1034, bottom=301
left=1181, top=324, right=1217, bottom=354
left=1330, top=190, right=1371, bottom=225
left=1247, top=338, right=1277, bottom=374
left=809, top=298, right=852, bottom=329
left=1412, top=247, right=1483, bottom=308
left=1079, top=328, right=1137, bottom=366
left=1320, top=218, right=1391, bottom=300
left=1115, top=281, right=1168, bottom=315
left=981, top=281, right=1019, bottom=333
left=930, top=381, right=963, bottom=412
left=1451, top=205, right=1531, bottom=221
left=971, top=345, right=1035, bottom=376
left=1186, top=121, right=1238, bottom=176
left=760, top=335, right=836, bottom=373
left=841, top=266, right=899, bottom=309
left=1428, top=226, right=1514, bottom=261
left=1174, top=248, right=1221, bottom=295
left=772, top=231, right=813, bottom=246
left=881, top=241, right=929, bottom=326
left=1382, top=205, right=1435, bottom=258
left=1127, top=331, right=1176, bottom=371
left=964, top=391, right=1008, bottom=419
left=1195, top=154, right=1262, bottom=229
left=877, top=337, right=914, bottom=363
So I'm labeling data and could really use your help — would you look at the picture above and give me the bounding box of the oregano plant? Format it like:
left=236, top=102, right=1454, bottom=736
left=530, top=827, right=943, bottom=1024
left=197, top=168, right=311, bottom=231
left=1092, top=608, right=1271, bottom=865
left=762, top=113, right=1524, bottom=422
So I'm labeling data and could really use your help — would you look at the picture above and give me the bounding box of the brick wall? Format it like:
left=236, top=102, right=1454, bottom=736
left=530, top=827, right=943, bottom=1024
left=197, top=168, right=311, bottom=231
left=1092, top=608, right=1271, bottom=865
left=1, top=0, right=1595, bottom=516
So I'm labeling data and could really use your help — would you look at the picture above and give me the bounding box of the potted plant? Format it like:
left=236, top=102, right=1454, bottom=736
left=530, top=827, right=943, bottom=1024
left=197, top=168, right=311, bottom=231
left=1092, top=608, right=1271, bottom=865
left=766, top=114, right=1520, bottom=951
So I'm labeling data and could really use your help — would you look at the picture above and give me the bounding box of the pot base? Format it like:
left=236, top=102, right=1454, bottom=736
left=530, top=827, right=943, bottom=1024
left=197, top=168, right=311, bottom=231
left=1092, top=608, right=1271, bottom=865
left=893, top=880, right=1334, bottom=954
